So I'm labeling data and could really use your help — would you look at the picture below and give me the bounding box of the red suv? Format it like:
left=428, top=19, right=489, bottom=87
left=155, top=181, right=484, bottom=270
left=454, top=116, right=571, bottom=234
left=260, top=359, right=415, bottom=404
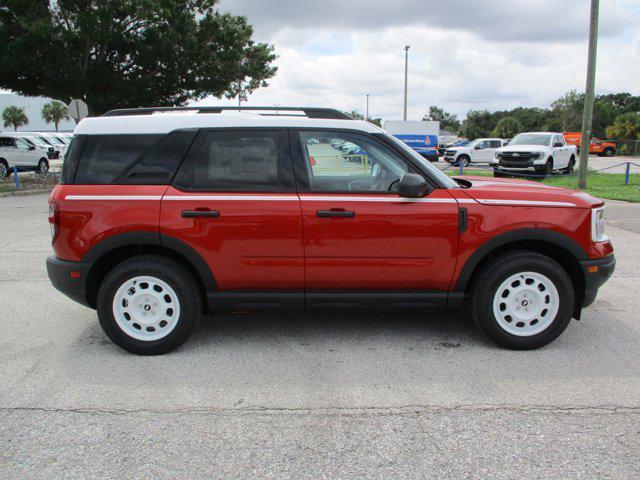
left=47, top=107, right=615, bottom=355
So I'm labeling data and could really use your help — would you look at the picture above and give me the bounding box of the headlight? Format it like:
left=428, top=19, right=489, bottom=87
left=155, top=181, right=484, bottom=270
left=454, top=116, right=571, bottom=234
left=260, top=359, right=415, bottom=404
left=494, top=152, right=501, bottom=159
left=591, top=206, right=607, bottom=242
left=533, top=152, right=542, bottom=159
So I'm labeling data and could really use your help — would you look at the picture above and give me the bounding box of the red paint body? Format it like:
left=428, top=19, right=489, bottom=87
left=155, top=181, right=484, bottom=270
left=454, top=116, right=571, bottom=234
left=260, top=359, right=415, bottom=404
left=50, top=175, right=613, bottom=294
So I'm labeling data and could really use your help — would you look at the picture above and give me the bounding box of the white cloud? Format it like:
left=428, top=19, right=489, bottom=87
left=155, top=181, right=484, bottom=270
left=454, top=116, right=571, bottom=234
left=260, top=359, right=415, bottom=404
left=197, top=1, right=640, bottom=120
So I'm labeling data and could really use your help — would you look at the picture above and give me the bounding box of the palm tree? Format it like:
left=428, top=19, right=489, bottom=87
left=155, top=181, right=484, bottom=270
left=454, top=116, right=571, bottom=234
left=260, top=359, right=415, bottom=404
left=2, top=105, right=28, bottom=131
left=41, top=101, right=69, bottom=132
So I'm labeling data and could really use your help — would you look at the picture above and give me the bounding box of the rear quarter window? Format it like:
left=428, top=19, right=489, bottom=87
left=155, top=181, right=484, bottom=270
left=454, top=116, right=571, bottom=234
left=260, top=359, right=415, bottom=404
left=71, top=131, right=196, bottom=185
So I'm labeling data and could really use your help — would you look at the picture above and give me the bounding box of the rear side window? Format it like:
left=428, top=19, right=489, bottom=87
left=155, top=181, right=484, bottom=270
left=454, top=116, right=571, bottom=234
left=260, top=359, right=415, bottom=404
left=74, top=135, right=162, bottom=184
left=174, top=130, right=293, bottom=191
left=72, top=131, right=196, bottom=184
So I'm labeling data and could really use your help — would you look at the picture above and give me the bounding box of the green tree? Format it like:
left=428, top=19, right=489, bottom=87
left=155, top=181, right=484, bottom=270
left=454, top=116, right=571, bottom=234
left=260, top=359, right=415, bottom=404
left=460, top=110, right=496, bottom=139
left=422, top=105, right=460, bottom=133
left=550, top=90, right=584, bottom=132
left=41, top=101, right=69, bottom=132
left=0, top=1, right=277, bottom=115
left=2, top=105, right=28, bottom=131
left=605, top=112, right=640, bottom=139
left=492, top=117, right=522, bottom=138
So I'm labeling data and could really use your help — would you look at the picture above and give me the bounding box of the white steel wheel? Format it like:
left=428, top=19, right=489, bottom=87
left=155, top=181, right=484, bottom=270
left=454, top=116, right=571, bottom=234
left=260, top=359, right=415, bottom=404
left=37, top=159, right=49, bottom=173
left=112, top=275, right=181, bottom=342
left=492, top=271, right=560, bottom=337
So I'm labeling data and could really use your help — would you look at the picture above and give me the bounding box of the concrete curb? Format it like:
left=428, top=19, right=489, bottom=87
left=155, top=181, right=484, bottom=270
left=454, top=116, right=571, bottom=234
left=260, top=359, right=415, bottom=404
left=0, top=189, right=51, bottom=198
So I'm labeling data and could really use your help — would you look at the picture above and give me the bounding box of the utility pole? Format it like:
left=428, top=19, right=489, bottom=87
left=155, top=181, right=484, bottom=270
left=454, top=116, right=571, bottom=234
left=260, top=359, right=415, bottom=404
left=403, top=45, right=410, bottom=121
left=366, top=94, right=370, bottom=121
left=578, top=0, right=600, bottom=190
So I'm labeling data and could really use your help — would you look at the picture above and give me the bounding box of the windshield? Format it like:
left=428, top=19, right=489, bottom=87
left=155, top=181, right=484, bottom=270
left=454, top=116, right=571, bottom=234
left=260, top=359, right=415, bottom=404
left=381, top=133, right=458, bottom=189
left=510, top=134, right=551, bottom=146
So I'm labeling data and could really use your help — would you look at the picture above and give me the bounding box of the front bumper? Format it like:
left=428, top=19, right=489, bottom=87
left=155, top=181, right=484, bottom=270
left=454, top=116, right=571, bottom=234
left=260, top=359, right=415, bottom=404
left=46, top=256, right=93, bottom=308
left=579, top=254, right=616, bottom=309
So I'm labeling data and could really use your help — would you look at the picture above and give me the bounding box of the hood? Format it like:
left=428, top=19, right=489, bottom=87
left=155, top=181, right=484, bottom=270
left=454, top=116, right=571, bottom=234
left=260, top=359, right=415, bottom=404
left=454, top=176, right=603, bottom=209
left=497, top=144, right=548, bottom=153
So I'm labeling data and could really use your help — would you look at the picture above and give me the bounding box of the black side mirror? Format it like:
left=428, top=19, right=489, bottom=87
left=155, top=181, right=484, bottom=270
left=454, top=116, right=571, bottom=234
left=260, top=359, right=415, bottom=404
left=553, top=142, right=563, bottom=148
left=397, top=173, right=431, bottom=198
left=474, top=144, right=483, bottom=150
left=28, top=145, right=36, bottom=150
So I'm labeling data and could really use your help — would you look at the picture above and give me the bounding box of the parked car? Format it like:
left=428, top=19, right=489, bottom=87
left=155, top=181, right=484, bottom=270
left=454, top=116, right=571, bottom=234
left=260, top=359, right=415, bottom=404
left=563, top=132, right=616, bottom=157
left=38, top=133, right=68, bottom=158
left=1, top=132, right=58, bottom=160
left=492, top=132, right=577, bottom=176
left=0, top=134, right=51, bottom=175
left=47, top=106, right=614, bottom=354
left=444, top=138, right=505, bottom=166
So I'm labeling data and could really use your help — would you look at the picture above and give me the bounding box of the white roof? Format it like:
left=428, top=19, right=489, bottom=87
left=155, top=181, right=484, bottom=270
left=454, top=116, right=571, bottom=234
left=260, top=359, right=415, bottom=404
left=74, top=111, right=382, bottom=135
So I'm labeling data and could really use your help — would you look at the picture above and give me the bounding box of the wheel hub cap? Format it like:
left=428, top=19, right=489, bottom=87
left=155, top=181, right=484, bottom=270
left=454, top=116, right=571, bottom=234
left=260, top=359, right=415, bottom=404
left=112, top=276, right=181, bottom=341
left=492, top=272, right=559, bottom=336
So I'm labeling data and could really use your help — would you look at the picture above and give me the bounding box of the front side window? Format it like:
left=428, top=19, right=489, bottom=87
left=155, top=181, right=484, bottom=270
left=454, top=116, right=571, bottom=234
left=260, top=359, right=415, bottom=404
left=489, top=140, right=502, bottom=148
left=298, top=131, right=409, bottom=193
left=177, top=130, right=290, bottom=191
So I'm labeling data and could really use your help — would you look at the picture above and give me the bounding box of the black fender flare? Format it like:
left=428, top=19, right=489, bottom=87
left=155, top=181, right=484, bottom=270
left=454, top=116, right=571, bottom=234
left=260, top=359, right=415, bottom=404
left=453, top=228, right=588, bottom=293
left=83, top=231, right=217, bottom=290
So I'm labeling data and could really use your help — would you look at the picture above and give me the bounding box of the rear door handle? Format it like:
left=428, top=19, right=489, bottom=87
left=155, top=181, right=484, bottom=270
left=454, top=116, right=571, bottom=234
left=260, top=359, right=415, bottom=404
left=181, top=210, right=220, bottom=218
left=316, top=210, right=355, bottom=218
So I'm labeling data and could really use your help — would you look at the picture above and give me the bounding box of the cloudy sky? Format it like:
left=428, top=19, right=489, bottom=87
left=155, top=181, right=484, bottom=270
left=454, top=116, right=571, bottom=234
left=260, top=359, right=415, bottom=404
left=203, top=0, right=640, bottom=121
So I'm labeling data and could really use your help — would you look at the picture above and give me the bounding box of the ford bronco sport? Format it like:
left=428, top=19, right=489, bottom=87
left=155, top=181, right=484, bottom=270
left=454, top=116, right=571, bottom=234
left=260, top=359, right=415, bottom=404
left=46, top=107, right=615, bottom=355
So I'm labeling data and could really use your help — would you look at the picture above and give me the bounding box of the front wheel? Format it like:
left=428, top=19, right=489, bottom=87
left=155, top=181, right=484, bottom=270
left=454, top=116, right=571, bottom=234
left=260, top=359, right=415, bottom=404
left=470, top=251, right=575, bottom=349
left=456, top=155, right=470, bottom=167
left=603, top=148, right=615, bottom=157
left=96, top=255, right=201, bottom=355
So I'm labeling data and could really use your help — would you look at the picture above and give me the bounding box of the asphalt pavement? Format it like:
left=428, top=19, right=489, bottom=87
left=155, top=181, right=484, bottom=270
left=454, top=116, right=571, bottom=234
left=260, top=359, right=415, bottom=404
left=1, top=193, right=639, bottom=479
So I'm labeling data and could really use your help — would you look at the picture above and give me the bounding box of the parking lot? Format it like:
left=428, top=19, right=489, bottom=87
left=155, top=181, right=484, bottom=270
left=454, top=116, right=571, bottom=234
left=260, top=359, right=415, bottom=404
left=1, top=193, right=639, bottom=478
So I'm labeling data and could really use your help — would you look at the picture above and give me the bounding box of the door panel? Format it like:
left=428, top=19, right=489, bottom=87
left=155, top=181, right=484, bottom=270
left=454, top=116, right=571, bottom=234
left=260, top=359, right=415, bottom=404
left=300, top=192, right=459, bottom=290
left=161, top=129, right=303, bottom=292
left=160, top=188, right=304, bottom=290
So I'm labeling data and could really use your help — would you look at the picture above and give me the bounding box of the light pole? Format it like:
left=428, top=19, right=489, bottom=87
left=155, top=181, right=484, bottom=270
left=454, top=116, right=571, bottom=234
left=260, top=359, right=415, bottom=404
left=578, top=0, right=600, bottom=190
left=403, top=45, right=410, bottom=121
left=366, top=94, right=370, bottom=121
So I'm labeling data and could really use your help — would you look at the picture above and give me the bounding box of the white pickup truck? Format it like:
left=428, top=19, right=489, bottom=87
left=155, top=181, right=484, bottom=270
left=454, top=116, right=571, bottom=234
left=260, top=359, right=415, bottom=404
left=491, top=132, right=577, bottom=177
left=443, top=138, right=505, bottom=166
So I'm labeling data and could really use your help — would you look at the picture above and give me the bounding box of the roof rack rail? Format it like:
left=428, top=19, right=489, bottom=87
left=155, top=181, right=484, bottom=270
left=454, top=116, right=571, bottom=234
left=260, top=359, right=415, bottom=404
left=102, top=106, right=353, bottom=120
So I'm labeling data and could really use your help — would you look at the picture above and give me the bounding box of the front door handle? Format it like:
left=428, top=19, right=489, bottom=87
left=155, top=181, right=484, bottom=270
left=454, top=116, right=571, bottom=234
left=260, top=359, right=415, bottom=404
left=181, top=210, right=220, bottom=218
left=316, top=209, right=355, bottom=218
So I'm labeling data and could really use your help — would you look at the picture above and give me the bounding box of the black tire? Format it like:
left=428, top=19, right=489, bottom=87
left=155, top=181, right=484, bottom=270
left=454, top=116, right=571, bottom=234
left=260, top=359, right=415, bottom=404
left=456, top=155, right=470, bottom=167
left=37, top=159, right=49, bottom=174
left=564, top=156, right=575, bottom=174
left=603, top=147, right=615, bottom=157
left=470, top=251, right=575, bottom=350
left=536, top=158, right=553, bottom=176
left=96, top=255, right=201, bottom=355
left=0, top=159, right=8, bottom=178
left=493, top=169, right=506, bottom=178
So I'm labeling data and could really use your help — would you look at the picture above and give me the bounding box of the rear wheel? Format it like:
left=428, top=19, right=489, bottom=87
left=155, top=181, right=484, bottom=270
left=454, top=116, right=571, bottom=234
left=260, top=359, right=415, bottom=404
left=96, top=255, right=201, bottom=355
left=603, top=147, right=615, bottom=157
left=564, top=156, right=575, bottom=174
left=0, top=160, right=8, bottom=178
left=470, top=251, right=575, bottom=349
left=37, top=159, right=49, bottom=174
